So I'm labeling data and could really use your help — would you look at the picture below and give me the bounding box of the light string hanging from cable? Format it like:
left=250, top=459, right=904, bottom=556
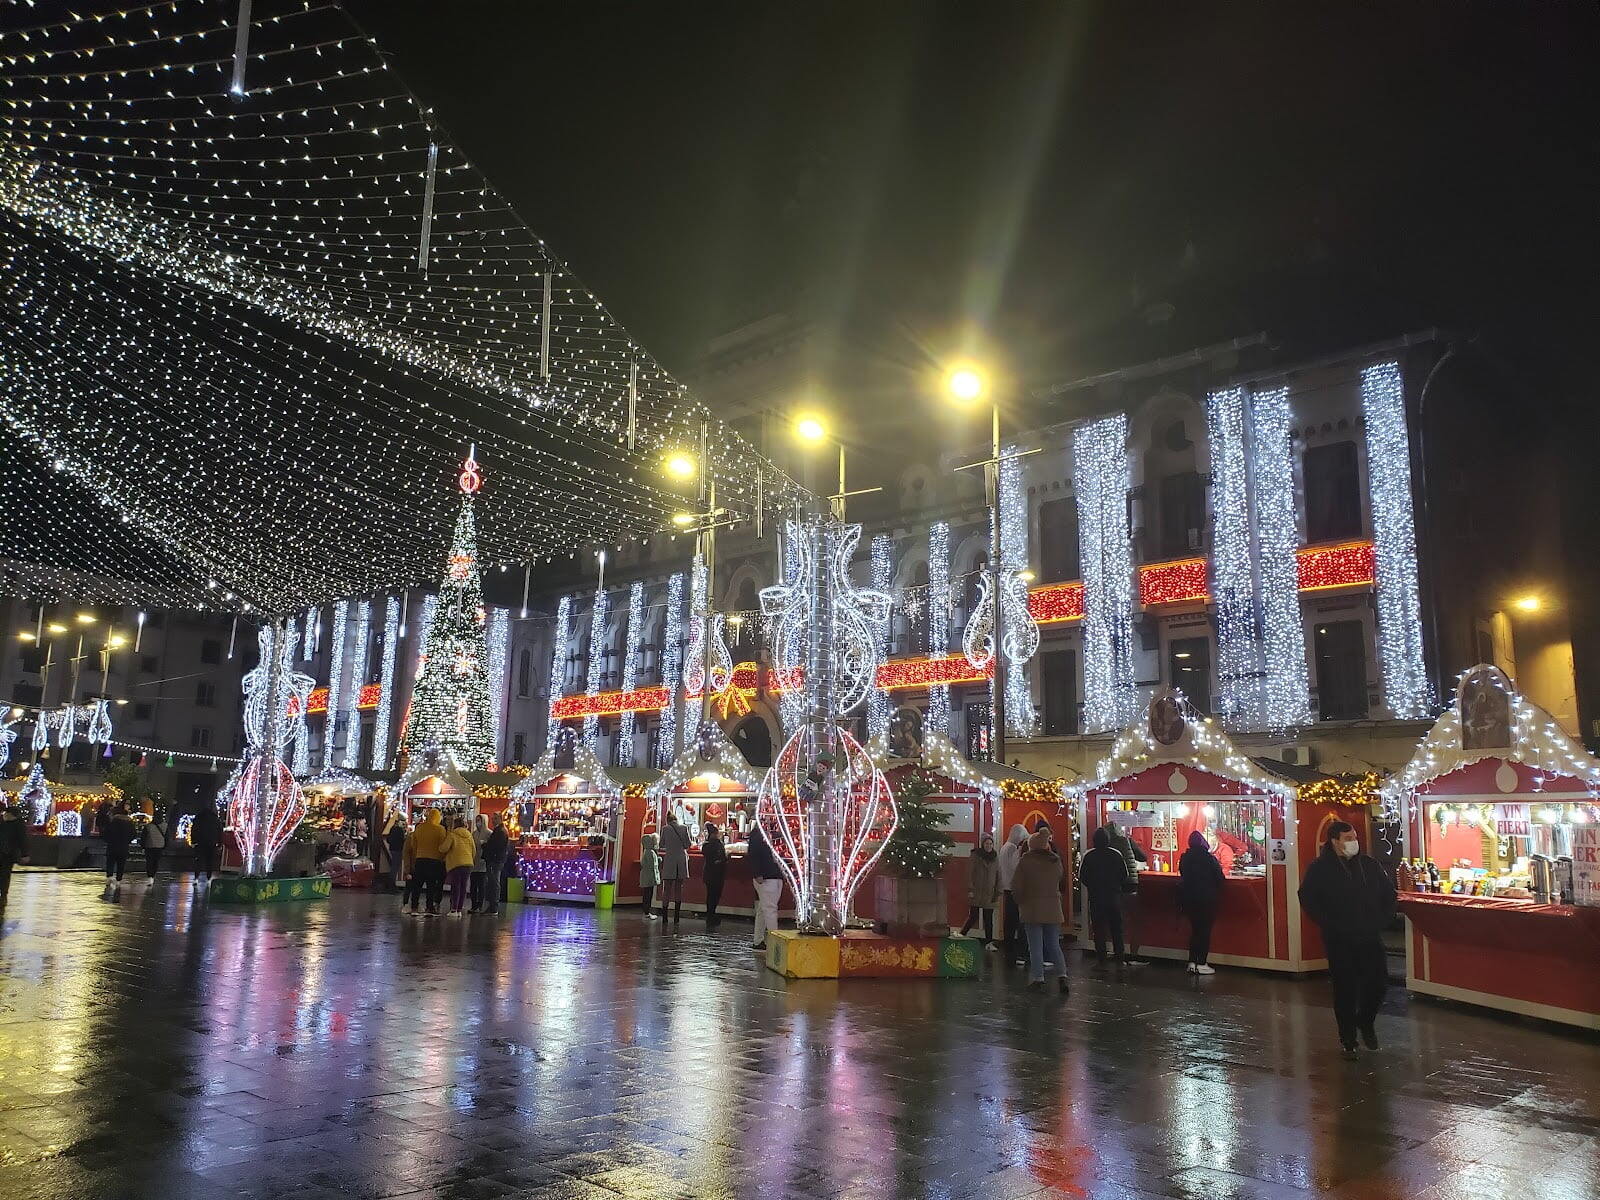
left=1074, top=414, right=1139, bottom=732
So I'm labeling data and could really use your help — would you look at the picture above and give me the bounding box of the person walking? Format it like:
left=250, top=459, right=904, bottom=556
left=191, top=803, right=223, bottom=890
left=747, top=823, right=783, bottom=949
left=701, top=822, right=727, bottom=930
left=482, top=813, right=509, bottom=916
left=639, top=831, right=661, bottom=920
left=1177, top=830, right=1224, bottom=975
left=657, top=811, right=691, bottom=923
left=102, top=802, right=136, bottom=892
left=1100, top=821, right=1149, bottom=966
left=443, top=814, right=476, bottom=916
left=142, top=812, right=167, bottom=884
left=404, top=808, right=449, bottom=915
left=960, top=834, right=1001, bottom=949
left=382, top=811, right=407, bottom=893
left=1013, top=828, right=1069, bottom=994
left=0, top=801, right=30, bottom=904
left=467, top=814, right=489, bottom=913
left=1298, top=820, right=1396, bottom=1060
left=998, top=823, right=1029, bottom=965
left=1079, top=827, right=1132, bottom=965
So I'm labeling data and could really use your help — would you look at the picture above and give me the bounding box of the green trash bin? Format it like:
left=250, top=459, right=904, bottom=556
left=594, top=881, right=616, bottom=910
left=505, top=876, right=525, bottom=904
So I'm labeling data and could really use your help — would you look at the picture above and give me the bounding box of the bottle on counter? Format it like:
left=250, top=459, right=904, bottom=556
left=1427, top=860, right=1441, bottom=893
left=1397, top=860, right=1413, bottom=893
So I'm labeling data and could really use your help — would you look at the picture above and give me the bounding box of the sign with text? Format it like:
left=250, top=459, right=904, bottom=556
left=1105, top=809, right=1160, bottom=829
left=1493, top=803, right=1530, bottom=837
left=1572, top=824, right=1599, bottom=909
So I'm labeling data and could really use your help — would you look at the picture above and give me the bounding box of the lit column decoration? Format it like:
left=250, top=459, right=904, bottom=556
left=1207, top=386, right=1264, bottom=725
left=291, top=613, right=312, bottom=775
left=778, top=531, right=808, bottom=737
left=231, top=622, right=310, bottom=876
left=321, top=599, right=350, bottom=769
left=369, top=596, right=401, bottom=771
left=1074, top=414, right=1139, bottom=731
left=867, top=533, right=894, bottom=740
left=487, top=606, right=511, bottom=760
left=1250, top=387, right=1311, bottom=728
left=616, top=581, right=645, bottom=766
left=542, top=594, right=571, bottom=757
left=999, top=446, right=1039, bottom=735
left=927, top=520, right=951, bottom=736
left=1362, top=361, right=1431, bottom=718
left=656, top=573, right=685, bottom=766
left=582, top=589, right=610, bottom=748
left=340, top=599, right=371, bottom=769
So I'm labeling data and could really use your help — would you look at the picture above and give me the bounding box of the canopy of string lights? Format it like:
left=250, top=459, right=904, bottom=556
left=0, top=0, right=800, bottom=616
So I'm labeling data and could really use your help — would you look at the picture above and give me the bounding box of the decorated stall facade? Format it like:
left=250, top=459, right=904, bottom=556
left=647, top=724, right=766, bottom=916
left=1068, top=690, right=1369, bottom=972
left=1388, top=665, right=1600, bottom=1029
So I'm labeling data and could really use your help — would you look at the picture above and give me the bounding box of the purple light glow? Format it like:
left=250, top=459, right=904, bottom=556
left=517, top=847, right=604, bottom=898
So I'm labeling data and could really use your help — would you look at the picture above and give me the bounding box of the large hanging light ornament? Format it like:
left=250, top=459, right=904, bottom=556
left=1249, top=387, right=1311, bottom=729
left=369, top=597, right=402, bottom=771
left=84, top=699, right=113, bottom=747
left=998, top=448, right=1039, bottom=736
left=1207, top=386, right=1264, bottom=726
left=683, top=555, right=733, bottom=700
left=0, top=712, right=18, bottom=775
left=229, top=623, right=307, bottom=876
left=1074, top=414, right=1140, bottom=732
left=756, top=724, right=897, bottom=934
left=581, top=584, right=611, bottom=748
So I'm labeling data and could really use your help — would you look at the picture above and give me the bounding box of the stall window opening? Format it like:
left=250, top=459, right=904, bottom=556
left=1106, top=798, right=1269, bottom=877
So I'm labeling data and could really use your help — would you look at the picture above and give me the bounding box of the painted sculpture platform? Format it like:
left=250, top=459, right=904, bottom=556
left=209, top=874, right=332, bottom=904
left=765, top=928, right=980, bottom=979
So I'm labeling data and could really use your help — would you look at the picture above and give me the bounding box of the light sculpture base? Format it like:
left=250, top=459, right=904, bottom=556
left=763, top=929, right=980, bottom=980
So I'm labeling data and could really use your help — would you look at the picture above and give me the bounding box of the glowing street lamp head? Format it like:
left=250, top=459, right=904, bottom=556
left=793, top=414, right=828, bottom=445
left=75, top=613, right=97, bottom=624
left=945, top=363, right=987, bottom=404
left=47, top=623, right=68, bottom=635
left=663, top=453, right=697, bottom=481
left=1514, top=594, right=1542, bottom=612
left=671, top=512, right=697, bottom=528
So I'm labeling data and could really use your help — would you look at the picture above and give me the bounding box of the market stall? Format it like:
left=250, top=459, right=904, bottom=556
left=648, top=725, right=765, bottom=917
left=1389, top=664, right=1600, bottom=1029
left=297, top=767, right=380, bottom=886
left=1067, top=689, right=1368, bottom=972
left=507, top=742, right=658, bottom=904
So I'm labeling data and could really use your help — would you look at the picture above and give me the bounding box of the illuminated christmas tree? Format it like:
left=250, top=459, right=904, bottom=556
left=397, top=451, right=497, bottom=770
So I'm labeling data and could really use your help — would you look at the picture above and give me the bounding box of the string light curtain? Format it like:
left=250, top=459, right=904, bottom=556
left=1074, top=414, right=1139, bottom=732
left=0, top=1, right=800, bottom=615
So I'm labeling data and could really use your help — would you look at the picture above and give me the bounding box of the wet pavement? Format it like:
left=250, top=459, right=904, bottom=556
left=0, top=873, right=1596, bottom=1200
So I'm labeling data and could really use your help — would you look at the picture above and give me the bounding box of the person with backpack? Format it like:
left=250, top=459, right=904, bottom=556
left=657, top=811, right=691, bottom=923
left=1079, top=827, right=1133, bottom=965
left=191, top=803, right=224, bottom=890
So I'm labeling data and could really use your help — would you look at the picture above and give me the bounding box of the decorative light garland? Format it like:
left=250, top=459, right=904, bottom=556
left=1074, top=414, right=1138, bottom=731
left=1362, top=361, right=1431, bottom=718
left=1250, top=387, right=1311, bottom=728
left=340, top=599, right=370, bottom=769
left=1207, top=386, right=1264, bottom=725
left=321, top=598, right=349, bottom=770
left=542, top=594, right=571, bottom=758
left=926, top=520, right=951, bottom=736
left=998, top=445, right=1039, bottom=735
left=370, top=596, right=401, bottom=771
left=615, top=581, right=645, bottom=765
left=581, top=586, right=610, bottom=747
left=868, top=533, right=893, bottom=740
left=487, top=605, right=510, bottom=756
left=655, top=573, right=685, bottom=767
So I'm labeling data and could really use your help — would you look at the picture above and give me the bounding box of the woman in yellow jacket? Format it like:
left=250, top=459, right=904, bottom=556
left=443, top=815, right=478, bottom=916
left=404, top=809, right=450, bottom=916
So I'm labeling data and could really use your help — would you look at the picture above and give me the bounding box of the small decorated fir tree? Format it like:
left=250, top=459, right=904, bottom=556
left=882, top=767, right=954, bottom=878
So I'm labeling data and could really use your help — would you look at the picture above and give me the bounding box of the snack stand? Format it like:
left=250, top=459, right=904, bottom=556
left=1067, top=690, right=1367, bottom=972
left=507, top=742, right=659, bottom=904
left=1389, top=665, right=1600, bottom=1030
left=648, top=724, right=765, bottom=917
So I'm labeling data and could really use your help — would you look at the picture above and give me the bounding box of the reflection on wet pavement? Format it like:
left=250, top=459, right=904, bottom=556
left=0, top=874, right=1595, bottom=1200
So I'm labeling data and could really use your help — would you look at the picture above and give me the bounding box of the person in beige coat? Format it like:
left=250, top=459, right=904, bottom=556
left=1012, top=828, right=1069, bottom=993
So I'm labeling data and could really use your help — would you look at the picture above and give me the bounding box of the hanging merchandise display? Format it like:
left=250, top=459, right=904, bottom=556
left=396, top=451, right=497, bottom=771
left=1074, top=414, right=1140, bottom=732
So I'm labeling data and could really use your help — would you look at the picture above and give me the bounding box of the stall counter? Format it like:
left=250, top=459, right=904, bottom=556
left=1398, top=893, right=1600, bottom=1030
left=518, top=842, right=608, bottom=901
left=1122, top=871, right=1274, bottom=966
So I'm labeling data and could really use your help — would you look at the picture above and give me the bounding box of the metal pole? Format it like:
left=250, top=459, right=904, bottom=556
left=989, top=401, right=1008, bottom=765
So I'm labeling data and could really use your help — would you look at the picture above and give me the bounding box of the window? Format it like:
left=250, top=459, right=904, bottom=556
left=195, top=680, right=217, bottom=707
left=517, top=649, right=532, bottom=698
left=200, top=639, right=222, bottom=665
left=134, top=702, right=153, bottom=721
left=1303, top=441, right=1362, bottom=543
left=1155, top=472, right=1206, bottom=559
left=1169, top=636, right=1212, bottom=715
left=12, top=683, right=42, bottom=707
left=512, top=732, right=526, bottom=764
left=1315, top=621, right=1368, bottom=720
left=190, top=726, right=213, bottom=749
left=965, top=702, right=992, bottom=761
left=1038, top=497, right=1080, bottom=583
left=1040, top=649, right=1078, bottom=736
left=18, top=646, right=45, bottom=674
left=141, top=655, right=159, bottom=674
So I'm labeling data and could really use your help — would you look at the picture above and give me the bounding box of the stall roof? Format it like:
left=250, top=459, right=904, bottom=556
left=1382, top=664, right=1600, bottom=804
left=510, top=741, right=662, bottom=803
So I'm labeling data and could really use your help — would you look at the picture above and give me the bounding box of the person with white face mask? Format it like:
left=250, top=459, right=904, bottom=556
left=1298, top=820, right=1396, bottom=1059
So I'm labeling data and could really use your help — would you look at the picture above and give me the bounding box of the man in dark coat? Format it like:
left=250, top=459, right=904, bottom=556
left=1079, top=827, right=1133, bottom=964
left=481, top=812, right=510, bottom=916
left=1298, top=820, right=1396, bottom=1059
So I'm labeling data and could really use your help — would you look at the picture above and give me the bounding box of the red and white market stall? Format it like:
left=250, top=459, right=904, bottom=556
left=648, top=725, right=766, bottom=917
left=1068, top=690, right=1370, bottom=973
left=1389, top=665, right=1600, bottom=1030
left=507, top=742, right=659, bottom=905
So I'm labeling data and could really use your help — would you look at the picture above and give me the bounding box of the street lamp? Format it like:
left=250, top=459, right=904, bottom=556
left=790, top=410, right=880, bottom=521
left=943, top=359, right=1036, bottom=766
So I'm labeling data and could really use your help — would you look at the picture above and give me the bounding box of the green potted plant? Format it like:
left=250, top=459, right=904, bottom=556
left=874, top=768, right=956, bottom=937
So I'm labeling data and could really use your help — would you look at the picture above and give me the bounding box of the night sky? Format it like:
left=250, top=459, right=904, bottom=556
left=349, top=2, right=1598, bottom=407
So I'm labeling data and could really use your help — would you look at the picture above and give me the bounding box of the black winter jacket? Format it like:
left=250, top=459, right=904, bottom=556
left=1177, top=846, right=1225, bottom=916
left=746, top=827, right=783, bottom=881
left=482, top=826, right=510, bottom=869
left=1079, top=832, right=1130, bottom=902
left=1298, top=847, right=1395, bottom=943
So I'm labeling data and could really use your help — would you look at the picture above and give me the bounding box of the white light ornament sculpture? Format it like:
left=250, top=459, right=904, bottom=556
left=0, top=712, right=19, bottom=775
left=962, top=450, right=1040, bottom=735
left=229, top=623, right=310, bottom=876
left=683, top=555, right=733, bottom=701
left=757, top=518, right=896, bottom=935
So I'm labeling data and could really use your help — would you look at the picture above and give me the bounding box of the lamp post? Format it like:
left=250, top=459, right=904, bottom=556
left=944, top=364, right=1038, bottom=765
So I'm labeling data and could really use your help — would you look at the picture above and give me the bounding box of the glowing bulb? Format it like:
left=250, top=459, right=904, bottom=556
left=47, top=623, right=68, bottom=634
left=1202, top=804, right=1216, bottom=820
left=663, top=453, right=697, bottom=480
left=1514, top=595, right=1541, bottom=612
left=671, top=512, right=696, bottom=527
left=793, top=414, right=828, bottom=444
left=945, top=364, right=987, bottom=403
